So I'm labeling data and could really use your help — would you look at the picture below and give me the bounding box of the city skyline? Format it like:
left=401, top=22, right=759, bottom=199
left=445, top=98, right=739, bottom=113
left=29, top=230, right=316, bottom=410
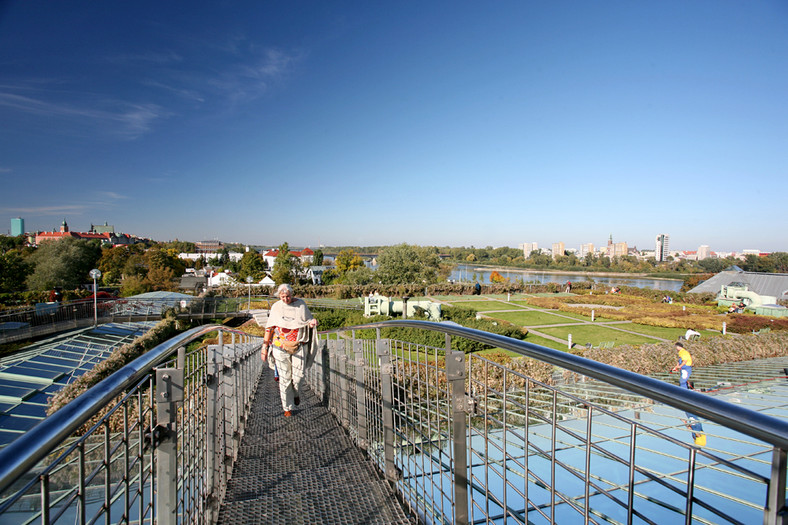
left=1, top=2, right=787, bottom=252
left=6, top=215, right=776, bottom=256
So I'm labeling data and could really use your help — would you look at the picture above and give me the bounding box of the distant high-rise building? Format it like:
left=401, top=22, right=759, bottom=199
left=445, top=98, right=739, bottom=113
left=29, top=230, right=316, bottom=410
left=11, top=217, right=24, bottom=236
left=655, top=234, right=670, bottom=262
left=697, top=245, right=710, bottom=260
left=612, top=242, right=628, bottom=258
left=519, top=242, right=538, bottom=258
left=580, top=243, right=595, bottom=258
left=551, top=242, right=565, bottom=259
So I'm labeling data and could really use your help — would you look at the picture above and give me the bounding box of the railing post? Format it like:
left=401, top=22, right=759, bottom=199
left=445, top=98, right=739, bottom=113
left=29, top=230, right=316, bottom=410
left=155, top=361, right=184, bottom=525
left=765, top=447, right=787, bottom=525
left=205, top=342, right=221, bottom=523
left=446, top=346, right=469, bottom=525
left=376, top=338, right=398, bottom=481
left=338, top=344, right=350, bottom=428
left=354, top=339, right=368, bottom=450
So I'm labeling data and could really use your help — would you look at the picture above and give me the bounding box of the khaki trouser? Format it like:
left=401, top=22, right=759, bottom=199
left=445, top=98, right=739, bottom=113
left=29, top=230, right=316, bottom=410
left=272, top=344, right=306, bottom=411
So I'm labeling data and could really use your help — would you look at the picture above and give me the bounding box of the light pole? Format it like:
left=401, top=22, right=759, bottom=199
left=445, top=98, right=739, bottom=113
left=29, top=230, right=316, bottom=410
left=246, top=276, right=253, bottom=311
left=89, top=269, right=102, bottom=327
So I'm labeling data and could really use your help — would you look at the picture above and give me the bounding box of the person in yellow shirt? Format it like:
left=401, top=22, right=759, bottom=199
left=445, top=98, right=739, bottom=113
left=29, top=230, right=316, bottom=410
left=671, top=342, right=706, bottom=446
left=671, top=342, right=693, bottom=389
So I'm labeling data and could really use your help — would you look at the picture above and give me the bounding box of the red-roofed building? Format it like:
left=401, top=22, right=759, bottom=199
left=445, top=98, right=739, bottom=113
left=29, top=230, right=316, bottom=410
left=262, top=248, right=315, bottom=268
left=34, top=219, right=121, bottom=246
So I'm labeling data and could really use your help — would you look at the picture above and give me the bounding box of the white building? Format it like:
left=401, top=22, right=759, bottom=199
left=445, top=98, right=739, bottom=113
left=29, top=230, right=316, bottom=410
left=580, top=243, right=595, bottom=258
left=519, top=242, right=538, bottom=258
left=697, top=245, right=711, bottom=260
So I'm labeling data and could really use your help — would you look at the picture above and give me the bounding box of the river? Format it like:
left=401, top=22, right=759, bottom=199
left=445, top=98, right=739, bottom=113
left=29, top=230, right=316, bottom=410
left=449, top=264, right=683, bottom=292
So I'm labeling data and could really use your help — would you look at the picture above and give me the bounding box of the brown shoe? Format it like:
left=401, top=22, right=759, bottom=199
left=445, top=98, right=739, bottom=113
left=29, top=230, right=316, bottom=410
left=284, top=411, right=292, bottom=417
left=294, top=396, right=300, bottom=406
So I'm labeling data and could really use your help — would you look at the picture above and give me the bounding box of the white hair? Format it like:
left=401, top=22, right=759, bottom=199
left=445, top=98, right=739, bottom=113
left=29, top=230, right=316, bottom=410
left=276, top=283, right=293, bottom=295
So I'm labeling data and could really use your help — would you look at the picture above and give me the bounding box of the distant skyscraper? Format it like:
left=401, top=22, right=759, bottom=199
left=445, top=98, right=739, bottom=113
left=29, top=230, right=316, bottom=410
left=519, top=242, right=538, bottom=258
left=655, top=234, right=670, bottom=262
left=11, top=217, right=24, bottom=237
left=697, top=245, right=710, bottom=260
left=580, top=243, right=595, bottom=257
left=551, top=242, right=565, bottom=259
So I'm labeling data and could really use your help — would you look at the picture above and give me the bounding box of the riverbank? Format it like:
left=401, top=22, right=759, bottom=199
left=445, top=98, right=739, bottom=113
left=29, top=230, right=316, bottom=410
left=462, top=265, right=684, bottom=281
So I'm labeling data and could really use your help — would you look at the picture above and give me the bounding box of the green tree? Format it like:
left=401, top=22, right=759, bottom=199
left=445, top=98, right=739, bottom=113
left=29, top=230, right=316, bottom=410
left=335, top=249, right=364, bottom=275
left=239, top=250, right=267, bottom=281
left=26, top=238, right=102, bottom=291
left=770, top=252, right=788, bottom=273
left=272, top=242, right=295, bottom=285
left=144, top=248, right=185, bottom=290
left=376, top=244, right=441, bottom=284
left=97, top=245, right=145, bottom=284
left=0, top=251, right=31, bottom=293
left=0, top=234, right=25, bottom=254
left=342, top=266, right=375, bottom=285
left=312, top=249, right=324, bottom=266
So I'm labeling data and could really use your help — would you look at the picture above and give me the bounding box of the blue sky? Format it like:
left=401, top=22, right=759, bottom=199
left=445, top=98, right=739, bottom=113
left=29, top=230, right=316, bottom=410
left=1, top=1, right=786, bottom=253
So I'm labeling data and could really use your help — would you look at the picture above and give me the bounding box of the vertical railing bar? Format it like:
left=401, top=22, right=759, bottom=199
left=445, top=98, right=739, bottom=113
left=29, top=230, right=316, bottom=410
left=434, top=341, right=442, bottom=519
left=104, top=420, right=111, bottom=525
left=524, top=375, right=530, bottom=521
left=448, top=348, right=469, bottom=525
left=584, top=405, right=593, bottom=524
left=765, top=447, right=787, bottom=525
left=550, top=389, right=557, bottom=524
left=148, top=376, right=156, bottom=524
left=628, top=423, right=637, bottom=525
left=685, top=447, right=696, bottom=525
left=503, top=367, right=508, bottom=522
left=485, top=359, right=491, bottom=523
left=40, top=474, right=49, bottom=525
left=79, top=441, right=86, bottom=525
left=137, top=388, right=144, bottom=525
left=123, top=403, right=130, bottom=523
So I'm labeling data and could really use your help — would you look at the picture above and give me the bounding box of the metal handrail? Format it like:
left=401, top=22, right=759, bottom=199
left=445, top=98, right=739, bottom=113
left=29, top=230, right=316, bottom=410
left=0, top=324, right=238, bottom=495
left=329, top=319, right=788, bottom=449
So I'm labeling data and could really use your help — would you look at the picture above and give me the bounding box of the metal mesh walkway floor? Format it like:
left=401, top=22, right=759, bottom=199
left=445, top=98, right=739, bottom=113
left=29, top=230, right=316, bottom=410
left=217, top=368, right=415, bottom=525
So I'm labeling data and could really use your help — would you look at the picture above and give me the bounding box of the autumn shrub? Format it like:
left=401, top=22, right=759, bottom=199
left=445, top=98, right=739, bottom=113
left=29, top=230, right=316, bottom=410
left=579, top=332, right=788, bottom=377
left=723, top=314, right=788, bottom=334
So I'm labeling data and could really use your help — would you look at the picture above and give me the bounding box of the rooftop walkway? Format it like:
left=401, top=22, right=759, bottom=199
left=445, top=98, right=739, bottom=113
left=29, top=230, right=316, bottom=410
left=217, top=366, right=415, bottom=525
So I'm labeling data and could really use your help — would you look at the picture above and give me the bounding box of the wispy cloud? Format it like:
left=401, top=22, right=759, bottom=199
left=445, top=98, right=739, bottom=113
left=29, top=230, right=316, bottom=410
left=0, top=204, right=89, bottom=215
left=0, top=167, right=12, bottom=174
left=0, top=91, right=167, bottom=139
left=208, top=47, right=303, bottom=105
left=105, top=50, right=184, bottom=66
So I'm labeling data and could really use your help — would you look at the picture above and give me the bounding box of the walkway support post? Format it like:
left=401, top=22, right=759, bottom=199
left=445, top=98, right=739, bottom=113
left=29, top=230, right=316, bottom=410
left=765, top=447, right=787, bottom=525
left=205, top=341, right=221, bottom=523
left=446, top=334, right=469, bottom=525
left=354, top=339, right=368, bottom=450
left=376, top=338, right=397, bottom=481
left=155, top=359, right=184, bottom=525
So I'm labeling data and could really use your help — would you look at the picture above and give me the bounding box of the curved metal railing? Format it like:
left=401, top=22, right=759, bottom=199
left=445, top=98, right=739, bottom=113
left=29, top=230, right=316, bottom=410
left=0, top=324, right=264, bottom=525
left=310, top=320, right=788, bottom=525
left=1, top=317, right=786, bottom=524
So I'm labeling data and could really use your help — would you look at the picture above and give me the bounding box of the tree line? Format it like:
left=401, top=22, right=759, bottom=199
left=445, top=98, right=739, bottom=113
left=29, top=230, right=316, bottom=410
left=2, top=233, right=785, bottom=305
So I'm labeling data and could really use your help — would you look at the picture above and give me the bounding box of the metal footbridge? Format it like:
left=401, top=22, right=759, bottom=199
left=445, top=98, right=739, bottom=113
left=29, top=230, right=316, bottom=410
left=0, top=319, right=787, bottom=524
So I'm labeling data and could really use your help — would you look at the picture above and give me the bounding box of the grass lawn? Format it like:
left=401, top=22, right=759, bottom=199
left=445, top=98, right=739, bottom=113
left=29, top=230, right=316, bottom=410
left=491, top=310, right=586, bottom=326
left=448, top=300, right=525, bottom=312
left=520, top=334, right=569, bottom=351
left=537, top=325, right=656, bottom=347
